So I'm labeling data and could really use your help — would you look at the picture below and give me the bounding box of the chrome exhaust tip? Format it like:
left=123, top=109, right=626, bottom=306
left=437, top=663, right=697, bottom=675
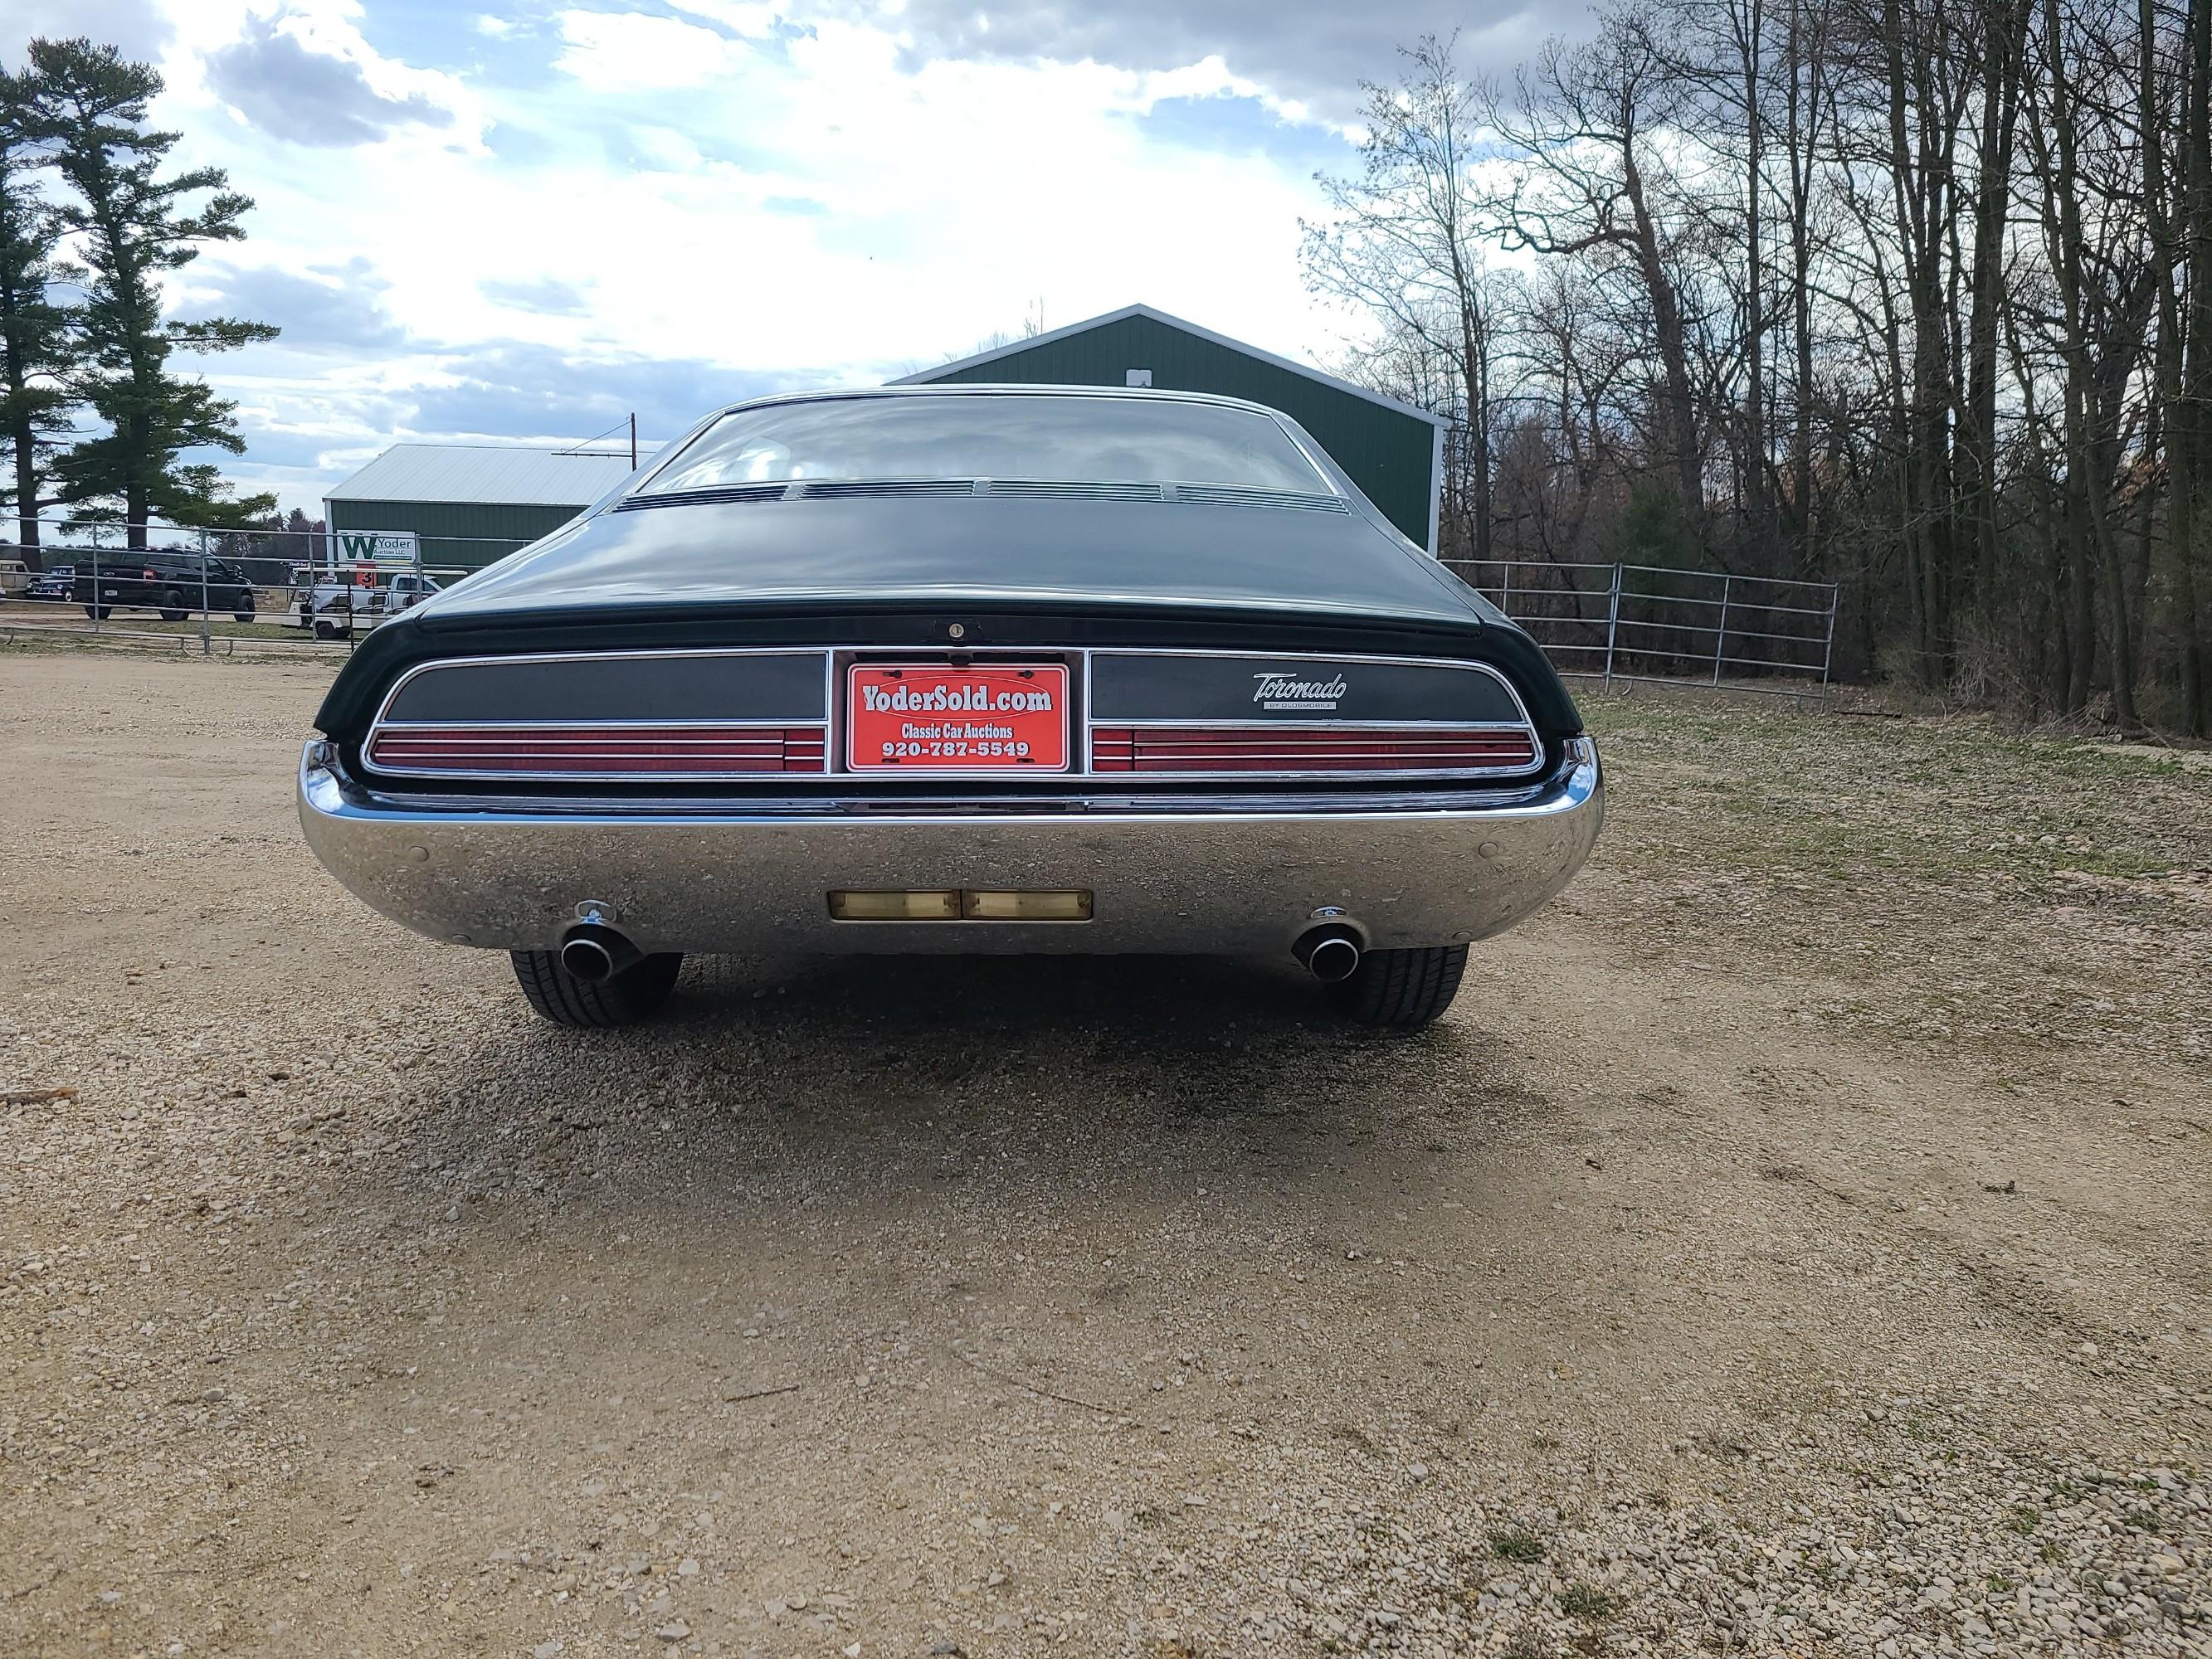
left=1294, top=925, right=1362, bottom=984
left=560, top=922, right=641, bottom=984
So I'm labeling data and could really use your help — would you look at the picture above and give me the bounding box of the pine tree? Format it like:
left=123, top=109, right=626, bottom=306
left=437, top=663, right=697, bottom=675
left=0, top=65, right=77, bottom=550
left=27, top=38, right=275, bottom=549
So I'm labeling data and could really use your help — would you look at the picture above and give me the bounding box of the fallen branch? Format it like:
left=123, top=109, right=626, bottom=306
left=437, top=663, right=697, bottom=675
left=952, top=1347, right=1116, bottom=1415
left=720, top=1383, right=800, bottom=1404
left=2, top=1087, right=76, bottom=1105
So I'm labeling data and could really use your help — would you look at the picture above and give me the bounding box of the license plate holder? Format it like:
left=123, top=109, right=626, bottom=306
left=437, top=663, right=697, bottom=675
left=845, top=664, right=1070, bottom=772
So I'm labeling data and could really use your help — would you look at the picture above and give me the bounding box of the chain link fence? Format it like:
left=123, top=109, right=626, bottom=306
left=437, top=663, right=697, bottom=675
left=1445, top=558, right=1839, bottom=698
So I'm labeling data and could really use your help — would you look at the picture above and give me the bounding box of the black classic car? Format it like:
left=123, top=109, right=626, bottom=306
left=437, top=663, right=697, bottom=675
left=75, top=550, right=258, bottom=622
left=300, top=387, right=1602, bottom=1029
left=24, top=563, right=72, bottom=603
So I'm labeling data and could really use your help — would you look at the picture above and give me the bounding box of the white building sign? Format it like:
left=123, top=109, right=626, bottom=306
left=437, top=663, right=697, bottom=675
left=334, top=530, right=420, bottom=567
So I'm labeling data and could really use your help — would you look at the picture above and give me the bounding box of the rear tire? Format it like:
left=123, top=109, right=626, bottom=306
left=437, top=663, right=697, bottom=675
left=1333, top=944, right=1469, bottom=1029
left=510, top=948, right=683, bottom=1027
left=84, top=605, right=111, bottom=620
left=159, top=588, right=188, bottom=622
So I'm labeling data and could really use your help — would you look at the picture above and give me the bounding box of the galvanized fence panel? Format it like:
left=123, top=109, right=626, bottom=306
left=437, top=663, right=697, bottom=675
left=0, top=515, right=518, bottom=655
left=1443, top=558, right=1839, bottom=698
left=7, top=517, right=1840, bottom=697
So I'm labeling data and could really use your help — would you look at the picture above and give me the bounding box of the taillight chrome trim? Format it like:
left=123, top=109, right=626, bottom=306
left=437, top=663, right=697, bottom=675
left=365, top=722, right=827, bottom=779
left=1089, top=723, right=1539, bottom=777
left=357, top=645, right=1547, bottom=785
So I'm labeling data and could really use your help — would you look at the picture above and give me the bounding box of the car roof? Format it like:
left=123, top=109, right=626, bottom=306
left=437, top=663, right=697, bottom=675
left=691, top=382, right=1302, bottom=426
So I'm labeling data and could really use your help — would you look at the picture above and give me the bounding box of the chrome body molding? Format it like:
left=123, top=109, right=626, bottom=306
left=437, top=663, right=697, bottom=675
left=297, top=737, right=1603, bottom=956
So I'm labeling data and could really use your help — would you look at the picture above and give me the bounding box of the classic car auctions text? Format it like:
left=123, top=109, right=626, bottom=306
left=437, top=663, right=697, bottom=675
left=858, top=679, right=1058, bottom=713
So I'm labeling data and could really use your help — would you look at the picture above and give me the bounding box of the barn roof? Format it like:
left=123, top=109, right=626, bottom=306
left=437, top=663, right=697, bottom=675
left=890, top=303, right=1447, bottom=428
left=325, top=444, right=657, bottom=508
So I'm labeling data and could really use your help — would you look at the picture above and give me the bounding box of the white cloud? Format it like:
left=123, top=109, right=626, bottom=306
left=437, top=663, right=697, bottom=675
left=666, top=0, right=784, bottom=31
left=103, top=0, right=1364, bottom=510
left=551, top=9, right=758, bottom=90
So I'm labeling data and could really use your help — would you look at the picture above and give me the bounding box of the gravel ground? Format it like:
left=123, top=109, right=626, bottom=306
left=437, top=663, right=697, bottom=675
left=0, top=649, right=2205, bottom=1659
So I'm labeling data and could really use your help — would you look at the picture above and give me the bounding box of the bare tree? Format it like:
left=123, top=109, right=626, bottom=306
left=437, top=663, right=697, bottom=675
left=1481, top=7, right=1710, bottom=528
left=1303, top=0, right=2204, bottom=727
left=1303, top=36, right=1503, bottom=563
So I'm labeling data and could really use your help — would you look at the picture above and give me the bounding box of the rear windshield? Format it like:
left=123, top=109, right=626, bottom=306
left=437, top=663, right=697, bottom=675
left=640, top=394, right=1330, bottom=496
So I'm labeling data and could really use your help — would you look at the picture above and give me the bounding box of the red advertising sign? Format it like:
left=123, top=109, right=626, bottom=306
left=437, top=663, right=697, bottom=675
left=846, top=664, right=1069, bottom=771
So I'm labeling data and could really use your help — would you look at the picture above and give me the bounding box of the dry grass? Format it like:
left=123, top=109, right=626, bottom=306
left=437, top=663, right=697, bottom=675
left=1579, top=693, right=2212, bottom=1066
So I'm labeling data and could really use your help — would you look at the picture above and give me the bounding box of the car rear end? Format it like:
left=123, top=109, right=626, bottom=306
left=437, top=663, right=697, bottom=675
left=297, top=387, right=1601, bottom=1027
left=302, top=622, right=1596, bottom=953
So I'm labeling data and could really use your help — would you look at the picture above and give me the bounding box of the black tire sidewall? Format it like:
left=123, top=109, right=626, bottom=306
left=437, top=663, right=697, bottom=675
left=1334, top=944, right=1469, bottom=1029
left=510, top=950, right=683, bottom=1026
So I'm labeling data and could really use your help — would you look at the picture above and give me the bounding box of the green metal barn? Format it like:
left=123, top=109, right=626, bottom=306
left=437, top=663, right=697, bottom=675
left=894, top=303, right=1446, bottom=552
left=324, top=444, right=648, bottom=572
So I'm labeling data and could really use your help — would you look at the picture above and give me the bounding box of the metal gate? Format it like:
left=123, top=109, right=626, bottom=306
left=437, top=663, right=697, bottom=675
left=1444, top=559, right=1839, bottom=695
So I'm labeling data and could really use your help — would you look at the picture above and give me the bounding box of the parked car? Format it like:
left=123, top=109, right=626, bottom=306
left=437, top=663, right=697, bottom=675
left=299, top=387, right=1602, bottom=1029
left=0, top=558, right=28, bottom=596
left=285, top=567, right=441, bottom=639
left=74, top=551, right=257, bottom=622
left=25, top=563, right=72, bottom=603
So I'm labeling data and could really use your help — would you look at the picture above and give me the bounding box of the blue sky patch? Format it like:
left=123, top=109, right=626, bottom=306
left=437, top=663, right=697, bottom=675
left=1130, top=95, right=1351, bottom=174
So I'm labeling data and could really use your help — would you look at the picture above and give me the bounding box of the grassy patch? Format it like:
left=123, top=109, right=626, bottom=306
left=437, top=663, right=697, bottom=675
left=1488, top=1528, right=1546, bottom=1564
left=1575, top=695, right=2212, bottom=1062
left=1581, top=698, right=2211, bottom=887
left=1558, top=1584, right=1616, bottom=1622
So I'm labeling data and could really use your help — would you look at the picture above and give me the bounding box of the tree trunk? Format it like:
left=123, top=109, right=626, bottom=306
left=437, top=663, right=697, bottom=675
left=2039, top=0, right=2136, bottom=725
left=1450, top=251, right=1493, bottom=567
left=1882, top=0, right=1960, bottom=684
left=1782, top=0, right=1821, bottom=575
left=126, top=411, right=149, bottom=550
left=10, top=420, right=33, bottom=548
left=1620, top=148, right=1704, bottom=528
left=2180, top=0, right=2212, bottom=731
left=1958, top=0, right=2026, bottom=637
left=1740, top=0, right=1769, bottom=566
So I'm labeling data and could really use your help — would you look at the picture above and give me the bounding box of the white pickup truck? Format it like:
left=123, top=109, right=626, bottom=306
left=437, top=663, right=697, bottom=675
left=285, top=568, right=441, bottom=640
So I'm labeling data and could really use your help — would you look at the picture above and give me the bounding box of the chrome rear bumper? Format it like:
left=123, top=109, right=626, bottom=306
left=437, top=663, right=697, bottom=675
left=297, top=738, right=1602, bottom=956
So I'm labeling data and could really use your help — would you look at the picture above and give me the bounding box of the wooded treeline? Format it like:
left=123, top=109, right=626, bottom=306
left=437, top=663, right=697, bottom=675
left=0, top=36, right=274, bottom=552
left=1303, top=0, right=2212, bottom=731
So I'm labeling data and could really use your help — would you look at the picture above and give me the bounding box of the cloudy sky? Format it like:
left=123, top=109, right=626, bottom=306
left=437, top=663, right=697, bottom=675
left=2, top=0, right=1563, bottom=512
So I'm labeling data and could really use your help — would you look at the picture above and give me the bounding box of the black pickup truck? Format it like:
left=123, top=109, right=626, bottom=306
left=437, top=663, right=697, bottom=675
left=74, top=552, right=258, bottom=622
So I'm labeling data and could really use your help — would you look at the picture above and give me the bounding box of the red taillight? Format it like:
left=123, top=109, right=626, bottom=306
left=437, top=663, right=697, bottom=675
left=1089, top=725, right=1537, bottom=774
left=368, top=724, right=828, bottom=776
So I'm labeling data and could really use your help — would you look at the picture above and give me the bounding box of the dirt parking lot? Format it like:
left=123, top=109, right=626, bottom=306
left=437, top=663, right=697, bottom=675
left=1, top=646, right=2206, bottom=1659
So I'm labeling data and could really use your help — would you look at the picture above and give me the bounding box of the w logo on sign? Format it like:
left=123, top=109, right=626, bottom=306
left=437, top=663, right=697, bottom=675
left=339, top=531, right=419, bottom=564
